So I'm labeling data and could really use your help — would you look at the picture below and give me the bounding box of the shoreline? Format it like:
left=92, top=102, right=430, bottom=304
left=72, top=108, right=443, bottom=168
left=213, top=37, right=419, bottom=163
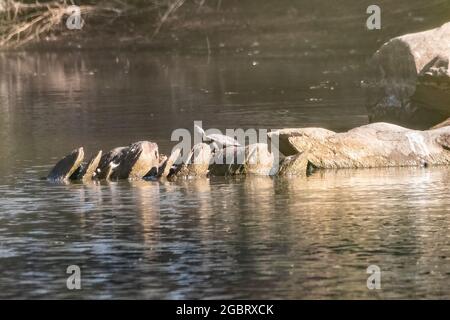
left=1, top=1, right=449, bottom=54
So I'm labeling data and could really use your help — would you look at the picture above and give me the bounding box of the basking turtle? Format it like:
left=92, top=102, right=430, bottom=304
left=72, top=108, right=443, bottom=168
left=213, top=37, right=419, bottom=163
left=194, top=125, right=240, bottom=150
left=192, top=125, right=242, bottom=174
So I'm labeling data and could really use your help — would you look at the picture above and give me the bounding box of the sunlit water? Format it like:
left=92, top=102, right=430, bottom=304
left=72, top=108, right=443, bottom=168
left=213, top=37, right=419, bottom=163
left=1, top=49, right=449, bottom=299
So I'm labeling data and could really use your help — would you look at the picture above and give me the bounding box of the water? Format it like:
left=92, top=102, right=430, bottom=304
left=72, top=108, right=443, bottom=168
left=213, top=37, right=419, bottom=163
left=1, top=50, right=449, bottom=299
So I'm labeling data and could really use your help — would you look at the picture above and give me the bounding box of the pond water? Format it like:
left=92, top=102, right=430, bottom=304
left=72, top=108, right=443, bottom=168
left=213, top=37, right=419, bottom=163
left=0, top=49, right=449, bottom=299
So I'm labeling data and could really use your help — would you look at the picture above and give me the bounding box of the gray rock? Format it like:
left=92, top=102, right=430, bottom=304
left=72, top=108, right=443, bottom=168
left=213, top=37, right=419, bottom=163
left=282, top=123, right=450, bottom=171
left=437, top=133, right=450, bottom=151
left=268, top=128, right=335, bottom=156
left=367, top=22, right=450, bottom=129
left=47, top=147, right=84, bottom=181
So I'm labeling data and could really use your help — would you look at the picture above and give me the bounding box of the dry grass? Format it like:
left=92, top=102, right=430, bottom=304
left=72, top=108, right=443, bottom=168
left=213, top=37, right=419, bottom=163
left=0, top=0, right=200, bottom=48
left=2, top=1, right=82, bottom=47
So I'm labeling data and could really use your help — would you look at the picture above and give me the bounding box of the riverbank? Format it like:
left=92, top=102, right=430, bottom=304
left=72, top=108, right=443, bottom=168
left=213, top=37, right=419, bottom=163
left=2, top=0, right=450, bottom=56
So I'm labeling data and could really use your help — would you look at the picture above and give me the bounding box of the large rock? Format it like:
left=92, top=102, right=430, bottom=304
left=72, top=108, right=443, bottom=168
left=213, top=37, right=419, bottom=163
left=413, top=56, right=450, bottom=117
left=96, top=141, right=159, bottom=180
left=268, top=128, right=335, bottom=156
left=368, top=22, right=450, bottom=129
left=432, top=117, right=450, bottom=129
left=279, top=123, right=450, bottom=172
left=47, top=147, right=84, bottom=181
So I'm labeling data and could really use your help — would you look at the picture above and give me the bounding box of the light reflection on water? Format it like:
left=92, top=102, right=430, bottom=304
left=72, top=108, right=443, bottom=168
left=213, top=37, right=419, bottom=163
left=0, top=167, right=449, bottom=299
left=0, top=52, right=450, bottom=299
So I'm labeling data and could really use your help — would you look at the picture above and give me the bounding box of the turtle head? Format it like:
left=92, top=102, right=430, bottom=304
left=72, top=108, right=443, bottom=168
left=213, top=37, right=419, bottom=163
left=194, top=124, right=207, bottom=141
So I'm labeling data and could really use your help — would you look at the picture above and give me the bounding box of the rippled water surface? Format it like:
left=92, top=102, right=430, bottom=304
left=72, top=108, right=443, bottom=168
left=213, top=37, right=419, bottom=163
left=1, top=49, right=450, bottom=299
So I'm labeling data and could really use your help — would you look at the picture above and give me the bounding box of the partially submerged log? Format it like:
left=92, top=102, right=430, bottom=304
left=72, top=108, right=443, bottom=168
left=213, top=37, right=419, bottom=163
left=270, top=123, right=450, bottom=174
left=367, top=22, right=450, bottom=129
left=268, top=128, right=335, bottom=156
left=47, top=147, right=84, bottom=181
left=47, top=122, right=450, bottom=183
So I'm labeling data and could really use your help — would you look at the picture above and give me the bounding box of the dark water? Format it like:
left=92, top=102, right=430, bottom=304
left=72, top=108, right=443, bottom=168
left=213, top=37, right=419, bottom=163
left=1, top=50, right=450, bottom=299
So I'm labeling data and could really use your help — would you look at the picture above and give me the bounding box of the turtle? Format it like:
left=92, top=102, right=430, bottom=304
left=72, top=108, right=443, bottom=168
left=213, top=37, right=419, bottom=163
left=194, top=124, right=240, bottom=150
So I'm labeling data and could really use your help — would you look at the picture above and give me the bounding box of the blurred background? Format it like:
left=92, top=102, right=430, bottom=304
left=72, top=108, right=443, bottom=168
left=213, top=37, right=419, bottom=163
left=1, top=0, right=450, bottom=52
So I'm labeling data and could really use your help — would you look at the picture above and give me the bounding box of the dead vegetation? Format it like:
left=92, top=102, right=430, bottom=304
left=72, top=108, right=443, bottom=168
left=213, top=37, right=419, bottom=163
left=0, top=0, right=204, bottom=48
